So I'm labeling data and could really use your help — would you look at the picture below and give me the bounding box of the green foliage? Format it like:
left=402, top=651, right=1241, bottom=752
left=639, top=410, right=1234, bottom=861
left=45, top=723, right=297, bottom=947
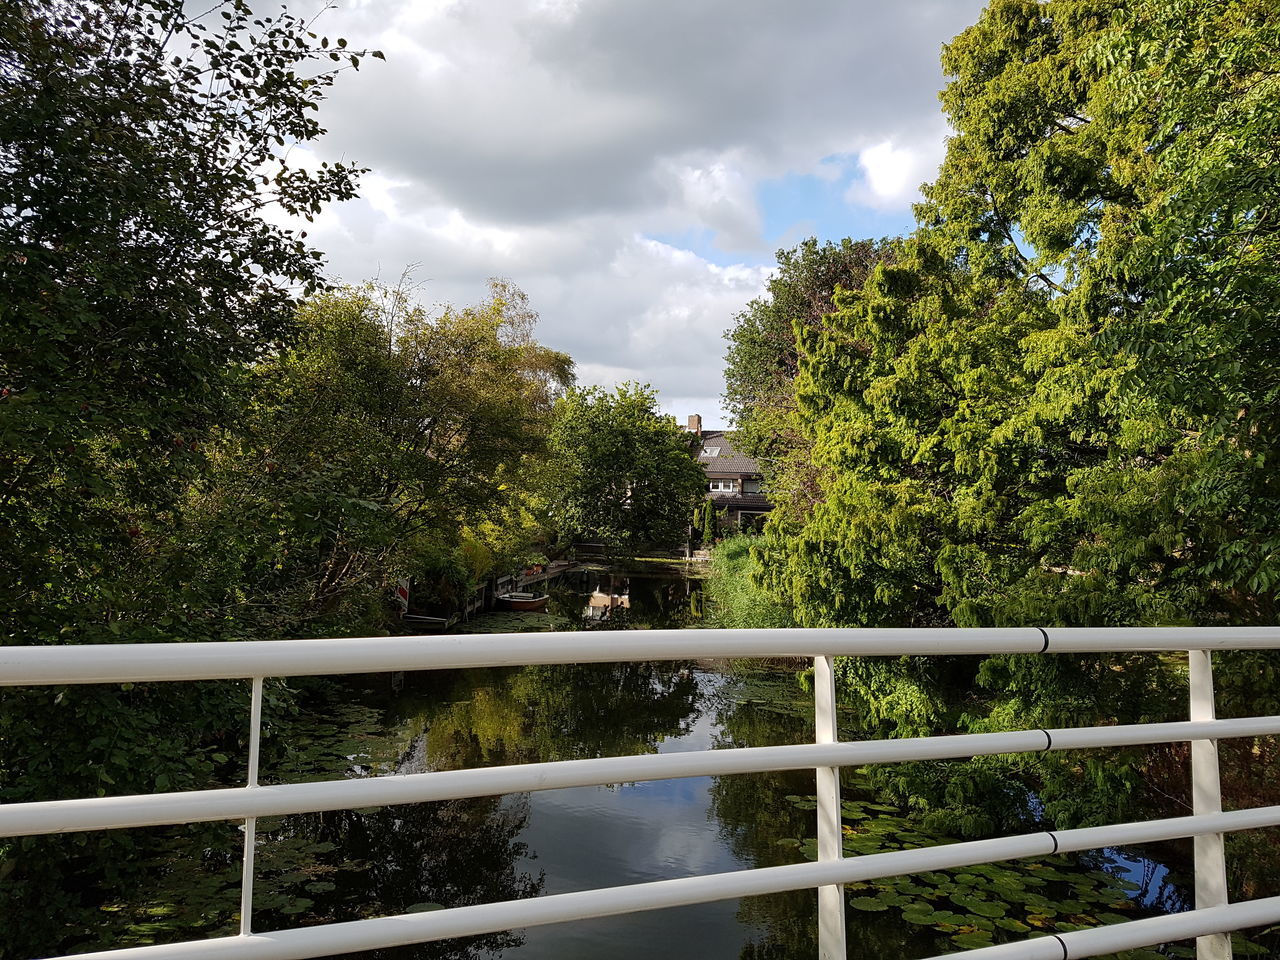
left=545, top=383, right=708, bottom=554
left=723, top=238, right=898, bottom=470
left=187, top=280, right=572, bottom=632
left=759, top=0, right=1280, bottom=624
left=704, top=534, right=794, bottom=630
left=736, top=0, right=1280, bottom=837
left=910, top=0, right=1280, bottom=626
left=1, top=0, right=374, bottom=646
left=700, top=498, right=717, bottom=547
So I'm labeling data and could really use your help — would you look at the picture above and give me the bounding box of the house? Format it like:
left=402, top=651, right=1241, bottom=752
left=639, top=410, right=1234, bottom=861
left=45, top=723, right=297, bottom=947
left=684, top=415, right=771, bottom=530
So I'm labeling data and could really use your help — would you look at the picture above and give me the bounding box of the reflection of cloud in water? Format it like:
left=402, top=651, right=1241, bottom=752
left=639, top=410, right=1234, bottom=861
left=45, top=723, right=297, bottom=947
left=508, top=671, right=758, bottom=957
left=656, top=706, right=720, bottom=755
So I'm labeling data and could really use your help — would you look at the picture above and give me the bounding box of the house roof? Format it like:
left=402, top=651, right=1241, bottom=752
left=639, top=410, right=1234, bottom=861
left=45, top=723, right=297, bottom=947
left=696, top=430, right=761, bottom=475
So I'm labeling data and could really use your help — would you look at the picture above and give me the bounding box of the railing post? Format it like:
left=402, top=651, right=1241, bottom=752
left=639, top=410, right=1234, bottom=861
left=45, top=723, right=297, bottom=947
left=1189, top=650, right=1232, bottom=960
left=814, top=654, right=846, bottom=959
left=240, top=676, right=264, bottom=936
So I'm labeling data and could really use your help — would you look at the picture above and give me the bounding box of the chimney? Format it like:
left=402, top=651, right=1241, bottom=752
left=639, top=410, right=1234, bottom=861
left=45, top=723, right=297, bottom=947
left=687, top=414, right=702, bottom=437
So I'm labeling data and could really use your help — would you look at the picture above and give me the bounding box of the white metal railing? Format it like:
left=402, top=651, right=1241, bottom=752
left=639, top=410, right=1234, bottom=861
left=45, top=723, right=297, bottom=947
left=3, top=626, right=1280, bottom=960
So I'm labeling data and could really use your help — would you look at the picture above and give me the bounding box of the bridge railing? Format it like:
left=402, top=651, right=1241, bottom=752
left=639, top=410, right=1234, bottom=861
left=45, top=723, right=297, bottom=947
left=3, top=626, right=1280, bottom=960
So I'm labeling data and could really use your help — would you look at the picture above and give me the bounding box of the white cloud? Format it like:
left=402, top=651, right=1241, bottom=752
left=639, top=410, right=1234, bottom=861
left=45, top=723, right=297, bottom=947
left=846, top=130, right=949, bottom=210
left=667, top=157, right=762, bottom=252
left=281, top=0, right=985, bottom=425
left=857, top=141, right=919, bottom=204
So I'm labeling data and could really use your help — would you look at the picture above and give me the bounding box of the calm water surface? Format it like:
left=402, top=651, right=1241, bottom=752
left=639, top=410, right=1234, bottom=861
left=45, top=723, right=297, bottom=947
left=13, top=566, right=1225, bottom=959
left=468, top=671, right=769, bottom=959
left=291, top=660, right=824, bottom=959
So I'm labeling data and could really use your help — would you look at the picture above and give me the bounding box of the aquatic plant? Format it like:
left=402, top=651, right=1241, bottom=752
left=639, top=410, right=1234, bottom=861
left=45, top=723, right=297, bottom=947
left=785, top=788, right=1269, bottom=957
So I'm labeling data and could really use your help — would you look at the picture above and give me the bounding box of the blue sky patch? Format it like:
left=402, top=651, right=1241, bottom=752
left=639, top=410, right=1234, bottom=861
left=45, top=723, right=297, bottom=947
left=648, top=160, right=919, bottom=268
left=758, top=164, right=918, bottom=260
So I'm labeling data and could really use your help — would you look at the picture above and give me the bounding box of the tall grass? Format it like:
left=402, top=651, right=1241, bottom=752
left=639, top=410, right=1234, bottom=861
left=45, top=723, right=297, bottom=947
left=704, top=533, right=794, bottom=629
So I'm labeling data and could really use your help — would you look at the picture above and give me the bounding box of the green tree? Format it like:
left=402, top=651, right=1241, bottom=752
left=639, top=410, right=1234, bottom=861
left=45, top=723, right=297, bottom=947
left=723, top=239, right=897, bottom=464
left=0, top=0, right=375, bottom=759
left=0, top=0, right=379, bottom=942
left=722, top=238, right=897, bottom=504
left=1, top=0, right=378, bottom=647
left=189, top=280, right=573, bottom=632
left=749, top=0, right=1280, bottom=842
left=0, top=0, right=378, bottom=645
left=700, top=498, right=717, bottom=546
left=909, top=0, right=1280, bottom=629
left=546, top=384, right=707, bottom=554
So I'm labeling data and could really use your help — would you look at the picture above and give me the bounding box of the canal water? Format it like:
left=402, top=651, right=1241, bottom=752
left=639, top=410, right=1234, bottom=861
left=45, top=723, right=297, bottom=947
left=234, top=565, right=1204, bottom=959
left=16, top=565, right=1254, bottom=959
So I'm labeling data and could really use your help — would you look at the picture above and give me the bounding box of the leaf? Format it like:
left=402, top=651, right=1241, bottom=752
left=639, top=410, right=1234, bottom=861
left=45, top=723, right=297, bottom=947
left=950, top=932, right=995, bottom=949
left=994, top=917, right=1031, bottom=933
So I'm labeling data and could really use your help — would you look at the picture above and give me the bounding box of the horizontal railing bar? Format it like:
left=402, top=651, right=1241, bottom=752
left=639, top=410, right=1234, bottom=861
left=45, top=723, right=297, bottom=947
left=4, top=626, right=1280, bottom=686
left=1054, top=805, right=1280, bottom=853
left=1050, top=627, right=1280, bottom=652
left=1048, top=717, right=1280, bottom=750
left=923, top=896, right=1280, bottom=959
left=7, top=717, right=1280, bottom=839
left=41, top=807, right=1280, bottom=960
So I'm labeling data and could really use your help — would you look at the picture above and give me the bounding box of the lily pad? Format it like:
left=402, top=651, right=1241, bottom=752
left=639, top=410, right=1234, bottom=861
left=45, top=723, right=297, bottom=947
left=950, top=894, right=1006, bottom=918
left=902, top=911, right=943, bottom=925
left=994, top=917, right=1031, bottom=933
left=950, top=931, right=995, bottom=949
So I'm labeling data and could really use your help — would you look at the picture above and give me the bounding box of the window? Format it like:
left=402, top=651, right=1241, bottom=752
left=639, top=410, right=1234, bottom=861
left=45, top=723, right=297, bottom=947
left=743, top=479, right=762, bottom=494
left=699, top=446, right=721, bottom=458
left=708, top=479, right=737, bottom=493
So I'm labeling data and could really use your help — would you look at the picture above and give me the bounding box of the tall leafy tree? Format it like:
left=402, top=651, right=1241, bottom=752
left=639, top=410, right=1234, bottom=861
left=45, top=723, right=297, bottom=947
left=1, top=0, right=377, bottom=644
left=722, top=238, right=896, bottom=471
left=910, top=0, right=1280, bottom=629
left=189, top=280, right=573, bottom=633
left=766, top=0, right=1280, bottom=657
left=751, top=0, right=1280, bottom=841
left=546, top=384, right=707, bottom=554
left=0, top=1, right=378, bottom=939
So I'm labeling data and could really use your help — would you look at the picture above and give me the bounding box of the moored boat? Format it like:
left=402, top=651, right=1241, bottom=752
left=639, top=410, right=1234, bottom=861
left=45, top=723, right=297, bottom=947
left=497, top=591, right=550, bottom=611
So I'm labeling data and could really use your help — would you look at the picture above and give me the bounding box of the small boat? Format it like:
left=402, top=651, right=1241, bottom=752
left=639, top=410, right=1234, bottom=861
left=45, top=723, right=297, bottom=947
left=497, top=591, right=550, bottom=611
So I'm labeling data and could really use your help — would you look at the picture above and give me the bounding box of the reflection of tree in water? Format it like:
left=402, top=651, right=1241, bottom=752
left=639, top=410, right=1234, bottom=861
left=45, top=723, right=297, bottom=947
left=250, top=661, right=704, bottom=959
left=706, top=669, right=940, bottom=960
left=706, top=670, right=821, bottom=959
left=414, top=662, right=704, bottom=769
left=615, top=574, right=700, bottom=631
left=10, top=659, right=712, bottom=959
left=707, top=669, right=1264, bottom=960
left=253, top=795, right=541, bottom=960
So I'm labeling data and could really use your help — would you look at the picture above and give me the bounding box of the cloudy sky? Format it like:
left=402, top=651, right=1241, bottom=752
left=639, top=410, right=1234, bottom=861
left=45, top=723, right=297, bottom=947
left=293, top=0, right=987, bottom=426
